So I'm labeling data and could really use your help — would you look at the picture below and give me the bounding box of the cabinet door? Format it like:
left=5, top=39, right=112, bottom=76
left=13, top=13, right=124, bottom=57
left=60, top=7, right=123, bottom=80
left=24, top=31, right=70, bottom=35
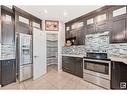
left=75, top=57, right=83, bottom=78
left=62, top=56, right=75, bottom=75
left=111, top=62, right=120, bottom=89
left=2, top=22, right=15, bottom=45
left=96, top=21, right=110, bottom=33
left=76, top=27, right=85, bottom=45
left=15, top=22, right=30, bottom=34
left=0, top=61, right=1, bottom=85
left=86, top=24, right=95, bottom=34
left=111, top=61, right=127, bottom=89
left=110, top=18, right=126, bottom=43
left=1, top=59, right=16, bottom=86
left=1, top=10, right=15, bottom=45
left=62, top=56, right=83, bottom=77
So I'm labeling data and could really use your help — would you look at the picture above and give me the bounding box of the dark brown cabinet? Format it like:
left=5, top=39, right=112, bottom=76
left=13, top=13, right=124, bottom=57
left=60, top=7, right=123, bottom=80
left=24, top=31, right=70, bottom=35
left=1, top=59, right=16, bottom=86
left=65, top=6, right=127, bottom=44
left=0, top=62, right=1, bottom=86
left=62, top=56, right=75, bottom=75
left=86, top=24, right=95, bottom=34
left=62, top=56, right=83, bottom=78
left=75, top=58, right=83, bottom=78
left=110, top=17, right=127, bottom=43
left=15, top=22, right=31, bottom=34
left=111, top=61, right=127, bottom=89
left=1, top=8, right=15, bottom=45
left=96, top=21, right=111, bottom=33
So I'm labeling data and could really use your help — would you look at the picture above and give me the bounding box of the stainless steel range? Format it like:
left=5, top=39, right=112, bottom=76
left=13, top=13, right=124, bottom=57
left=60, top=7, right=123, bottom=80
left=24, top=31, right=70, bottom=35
left=83, top=52, right=111, bottom=89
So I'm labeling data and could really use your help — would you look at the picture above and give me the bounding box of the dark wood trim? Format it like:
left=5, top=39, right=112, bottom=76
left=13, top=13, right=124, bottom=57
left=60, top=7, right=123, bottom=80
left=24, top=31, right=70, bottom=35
left=1, top=5, right=14, bottom=14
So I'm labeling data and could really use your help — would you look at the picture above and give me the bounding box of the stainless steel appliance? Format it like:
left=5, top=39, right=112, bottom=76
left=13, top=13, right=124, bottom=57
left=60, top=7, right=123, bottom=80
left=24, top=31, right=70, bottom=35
left=83, top=52, right=111, bottom=89
left=17, top=33, right=32, bottom=82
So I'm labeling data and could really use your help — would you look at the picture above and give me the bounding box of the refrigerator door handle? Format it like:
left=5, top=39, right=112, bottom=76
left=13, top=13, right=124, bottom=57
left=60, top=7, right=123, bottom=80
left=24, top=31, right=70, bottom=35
left=34, top=56, right=39, bottom=58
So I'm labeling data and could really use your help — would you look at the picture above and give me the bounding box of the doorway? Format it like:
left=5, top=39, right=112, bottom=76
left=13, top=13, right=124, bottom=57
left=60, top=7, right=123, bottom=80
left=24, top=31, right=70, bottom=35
left=46, top=32, right=58, bottom=72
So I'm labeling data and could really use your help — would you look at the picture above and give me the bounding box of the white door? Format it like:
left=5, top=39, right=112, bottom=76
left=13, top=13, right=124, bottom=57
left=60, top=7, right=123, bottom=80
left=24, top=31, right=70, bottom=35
left=33, top=28, right=47, bottom=80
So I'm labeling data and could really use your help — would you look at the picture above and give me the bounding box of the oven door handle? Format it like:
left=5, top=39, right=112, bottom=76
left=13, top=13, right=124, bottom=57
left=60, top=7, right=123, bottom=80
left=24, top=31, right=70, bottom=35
left=83, top=58, right=110, bottom=63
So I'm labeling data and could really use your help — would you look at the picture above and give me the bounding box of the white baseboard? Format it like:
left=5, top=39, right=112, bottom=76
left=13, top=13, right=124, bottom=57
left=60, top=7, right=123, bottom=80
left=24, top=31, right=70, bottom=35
left=47, top=63, right=58, bottom=66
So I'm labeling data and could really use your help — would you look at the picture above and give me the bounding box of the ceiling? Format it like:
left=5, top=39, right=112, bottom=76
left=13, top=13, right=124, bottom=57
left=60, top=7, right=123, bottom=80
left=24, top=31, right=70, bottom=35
left=17, top=6, right=103, bottom=23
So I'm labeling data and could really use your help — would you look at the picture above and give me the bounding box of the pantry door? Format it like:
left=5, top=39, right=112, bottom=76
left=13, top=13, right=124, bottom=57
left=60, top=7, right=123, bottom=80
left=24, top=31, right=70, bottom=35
left=33, top=28, right=47, bottom=80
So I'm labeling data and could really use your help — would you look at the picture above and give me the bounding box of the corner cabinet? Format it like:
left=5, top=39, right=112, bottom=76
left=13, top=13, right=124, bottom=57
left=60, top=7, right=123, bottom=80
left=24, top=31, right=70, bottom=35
left=62, top=56, right=83, bottom=78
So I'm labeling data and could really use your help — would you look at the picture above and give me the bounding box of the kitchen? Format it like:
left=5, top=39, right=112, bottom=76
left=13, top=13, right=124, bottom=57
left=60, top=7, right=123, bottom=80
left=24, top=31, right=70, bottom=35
left=0, top=5, right=127, bottom=90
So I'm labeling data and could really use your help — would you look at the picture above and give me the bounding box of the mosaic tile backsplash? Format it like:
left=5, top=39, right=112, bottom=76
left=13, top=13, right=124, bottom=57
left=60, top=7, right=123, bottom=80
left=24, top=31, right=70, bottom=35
left=62, top=45, right=86, bottom=56
left=1, top=44, right=16, bottom=59
left=62, top=31, right=127, bottom=58
left=109, top=43, right=127, bottom=58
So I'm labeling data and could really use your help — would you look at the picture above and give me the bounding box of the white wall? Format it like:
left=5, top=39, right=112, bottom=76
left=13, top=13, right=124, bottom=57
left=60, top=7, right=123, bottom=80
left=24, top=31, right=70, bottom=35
left=58, top=21, right=65, bottom=71
left=42, top=20, right=65, bottom=71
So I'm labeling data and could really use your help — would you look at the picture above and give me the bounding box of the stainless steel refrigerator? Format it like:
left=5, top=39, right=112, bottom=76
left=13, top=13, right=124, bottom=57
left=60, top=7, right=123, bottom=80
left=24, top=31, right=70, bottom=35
left=17, top=33, right=32, bottom=82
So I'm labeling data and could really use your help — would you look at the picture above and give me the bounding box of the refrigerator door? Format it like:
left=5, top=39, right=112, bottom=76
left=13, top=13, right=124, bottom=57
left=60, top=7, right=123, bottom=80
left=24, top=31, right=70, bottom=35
left=18, top=33, right=32, bottom=82
left=19, top=33, right=32, bottom=66
left=19, top=64, right=32, bottom=82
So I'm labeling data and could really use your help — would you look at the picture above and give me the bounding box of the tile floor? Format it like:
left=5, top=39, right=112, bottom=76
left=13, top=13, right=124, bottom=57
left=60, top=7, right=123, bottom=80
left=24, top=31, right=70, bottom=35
left=0, top=64, right=105, bottom=90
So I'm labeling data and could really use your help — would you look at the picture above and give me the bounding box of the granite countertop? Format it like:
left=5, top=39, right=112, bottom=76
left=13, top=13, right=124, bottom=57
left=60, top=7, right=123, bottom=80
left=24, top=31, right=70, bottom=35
left=110, top=56, right=127, bottom=65
left=62, top=54, right=84, bottom=58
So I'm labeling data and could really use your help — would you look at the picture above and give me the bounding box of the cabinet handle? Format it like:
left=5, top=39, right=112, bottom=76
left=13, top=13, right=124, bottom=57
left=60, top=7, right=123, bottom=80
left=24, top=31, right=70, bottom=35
left=66, top=67, right=69, bottom=70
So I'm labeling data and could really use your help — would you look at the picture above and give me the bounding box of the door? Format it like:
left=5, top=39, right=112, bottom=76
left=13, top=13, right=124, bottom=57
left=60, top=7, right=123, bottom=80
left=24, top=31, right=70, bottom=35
left=33, top=28, right=47, bottom=80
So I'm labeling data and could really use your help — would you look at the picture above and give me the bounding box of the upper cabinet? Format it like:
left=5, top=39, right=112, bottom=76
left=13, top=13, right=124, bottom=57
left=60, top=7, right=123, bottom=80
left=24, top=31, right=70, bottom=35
left=86, top=17, right=96, bottom=34
left=14, top=6, right=42, bottom=35
left=1, top=6, right=15, bottom=45
left=95, top=11, right=111, bottom=33
left=109, top=6, right=127, bottom=43
left=65, top=6, right=127, bottom=45
left=65, top=20, right=85, bottom=45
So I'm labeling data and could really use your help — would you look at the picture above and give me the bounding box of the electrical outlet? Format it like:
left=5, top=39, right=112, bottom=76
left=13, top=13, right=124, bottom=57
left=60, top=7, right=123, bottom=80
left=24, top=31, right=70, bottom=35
left=120, top=82, right=126, bottom=89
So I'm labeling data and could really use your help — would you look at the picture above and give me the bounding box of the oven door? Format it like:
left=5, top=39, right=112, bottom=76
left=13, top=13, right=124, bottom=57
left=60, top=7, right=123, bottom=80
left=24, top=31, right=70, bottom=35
left=83, top=58, right=111, bottom=80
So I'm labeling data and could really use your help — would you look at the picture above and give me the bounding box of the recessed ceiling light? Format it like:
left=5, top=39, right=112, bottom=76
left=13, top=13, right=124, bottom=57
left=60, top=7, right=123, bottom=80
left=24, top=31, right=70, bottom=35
left=63, top=11, right=68, bottom=16
left=44, top=9, right=48, bottom=14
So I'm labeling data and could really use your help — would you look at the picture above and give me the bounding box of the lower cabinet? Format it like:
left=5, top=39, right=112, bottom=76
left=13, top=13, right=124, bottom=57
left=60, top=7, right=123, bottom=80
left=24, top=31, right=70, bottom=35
left=1, top=59, right=16, bottom=86
left=62, top=56, right=83, bottom=78
left=0, top=62, right=1, bottom=86
left=111, top=61, right=127, bottom=89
